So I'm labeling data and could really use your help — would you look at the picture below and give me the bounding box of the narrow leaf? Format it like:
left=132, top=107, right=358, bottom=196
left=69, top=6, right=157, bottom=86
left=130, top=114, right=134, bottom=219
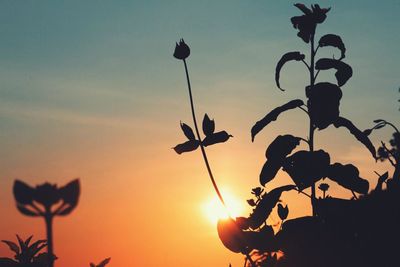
left=98, top=258, right=111, bottom=267
left=318, top=34, right=346, bottom=60
left=275, top=52, right=305, bottom=91
left=202, top=131, right=232, bottom=147
left=327, top=163, right=369, bottom=194
left=1, top=240, right=19, bottom=255
left=57, top=205, right=76, bottom=216
left=16, top=204, right=40, bottom=217
left=180, top=122, right=196, bottom=140
left=173, top=140, right=200, bottom=154
left=315, top=58, right=353, bottom=86
left=251, top=99, right=304, bottom=141
left=333, top=117, right=376, bottom=159
left=202, top=114, right=215, bottom=136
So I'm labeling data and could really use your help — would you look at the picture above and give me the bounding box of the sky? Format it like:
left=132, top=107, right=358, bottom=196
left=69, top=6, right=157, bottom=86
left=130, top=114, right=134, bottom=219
left=0, top=1, right=399, bottom=266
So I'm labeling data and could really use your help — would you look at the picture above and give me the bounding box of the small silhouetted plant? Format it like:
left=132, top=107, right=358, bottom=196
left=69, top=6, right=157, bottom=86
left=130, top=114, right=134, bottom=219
left=90, top=258, right=111, bottom=267
left=0, top=235, right=52, bottom=267
left=13, top=179, right=80, bottom=267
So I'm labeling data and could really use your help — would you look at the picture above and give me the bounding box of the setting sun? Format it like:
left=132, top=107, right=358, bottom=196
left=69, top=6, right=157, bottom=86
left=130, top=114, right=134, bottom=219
left=201, top=191, right=245, bottom=224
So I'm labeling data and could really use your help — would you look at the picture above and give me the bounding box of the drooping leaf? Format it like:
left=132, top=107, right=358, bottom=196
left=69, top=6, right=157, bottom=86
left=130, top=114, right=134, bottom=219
left=16, top=204, right=40, bottom=217
left=318, top=34, right=346, bottom=60
left=247, top=199, right=256, bottom=207
left=202, top=131, right=232, bottom=147
left=251, top=99, right=304, bottom=141
left=260, top=135, right=301, bottom=185
left=241, top=185, right=295, bottom=230
left=333, top=117, right=376, bottom=159
left=217, top=218, right=246, bottom=253
left=282, top=150, right=330, bottom=190
left=1, top=240, right=19, bottom=255
left=180, top=122, right=196, bottom=140
left=277, top=204, right=289, bottom=221
left=327, top=163, right=369, bottom=194
left=59, top=179, right=80, bottom=206
left=13, top=180, right=35, bottom=205
left=275, top=52, right=305, bottom=90
left=375, top=172, right=389, bottom=191
left=173, top=140, right=200, bottom=154
left=315, top=58, right=353, bottom=86
left=202, top=114, right=215, bottom=136
left=306, top=82, right=342, bottom=129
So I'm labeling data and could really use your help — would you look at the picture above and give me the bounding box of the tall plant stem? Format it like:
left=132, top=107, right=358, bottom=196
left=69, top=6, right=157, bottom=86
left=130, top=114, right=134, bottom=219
left=182, top=59, right=256, bottom=267
left=45, top=213, right=54, bottom=267
left=309, top=34, right=317, bottom=216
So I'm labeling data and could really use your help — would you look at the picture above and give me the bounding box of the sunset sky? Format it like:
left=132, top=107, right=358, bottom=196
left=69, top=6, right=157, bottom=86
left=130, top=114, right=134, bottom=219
left=0, top=1, right=399, bottom=266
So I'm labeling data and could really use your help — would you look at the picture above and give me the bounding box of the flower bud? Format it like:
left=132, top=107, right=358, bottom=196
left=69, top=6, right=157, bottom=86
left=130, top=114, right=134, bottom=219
left=173, top=38, right=190, bottom=60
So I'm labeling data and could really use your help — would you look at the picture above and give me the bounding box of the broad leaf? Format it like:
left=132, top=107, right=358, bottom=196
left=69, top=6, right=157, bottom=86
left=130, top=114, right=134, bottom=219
left=13, top=180, right=35, bottom=205
left=202, top=131, right=232, bottom=147
left=217, top=218, right=246, bottom=253
left=180, top=122, right=196, bottom=140
left=173, top=140, right=200, bottom=154
left=59, top=179, right=80, bottom=206
left=241, top=185, right=295, bottom=230
left=318, top=34, right=346, bottom=60
left=277, top=204, right=289, bottom=221
left=251, top=99, right=304, bottom=141
left=275, top=52, right=305, bottom=90
left=260, top=135, right=301, bottom=185
left=283, top=150, right=330, bottom=190
left=247, top=199, right=256, bottom=207
left=202, top=114, right=215, bottom=136
left=333, top=117, right=376, bottom=159
left=327, top=163, right=369, bottom=194
left=315, top=58, right=353, bottom=86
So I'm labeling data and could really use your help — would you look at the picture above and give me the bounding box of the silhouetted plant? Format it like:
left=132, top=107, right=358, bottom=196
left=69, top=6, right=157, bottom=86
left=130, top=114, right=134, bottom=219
left=0, top=235, right=52, bottom=267
left=13, top=179, right=80, bottom=267
left=90, top=258, right=111, bottom=267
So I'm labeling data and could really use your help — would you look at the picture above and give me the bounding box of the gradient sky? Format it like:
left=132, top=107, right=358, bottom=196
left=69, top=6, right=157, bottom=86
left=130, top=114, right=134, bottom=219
left=0, top=1, right=399, bottom=266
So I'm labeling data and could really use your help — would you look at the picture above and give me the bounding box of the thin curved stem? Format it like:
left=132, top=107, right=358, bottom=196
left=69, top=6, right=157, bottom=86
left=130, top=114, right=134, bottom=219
left=182, top=59, right=256, bottom=267
left=298, top=105, right=309, bottom=116
left=301, top=59, right=310, bottom=70
left=386, top=122, right=400, bottom=134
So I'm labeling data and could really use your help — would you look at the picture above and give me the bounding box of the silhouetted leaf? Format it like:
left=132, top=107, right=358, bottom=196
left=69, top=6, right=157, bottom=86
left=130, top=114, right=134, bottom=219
left=97, top=258, right=111, bottom=267
left=374, top=123, right=386, bottom=130
left=278, top=204, right=289, bottom=221
left=1, top=240, right=19, bottom=255
left=260, top=135, right=301, bottom=186
left=57, top=205, right=76, bottom=216
left=243, top=185, right=295, bottom=230
left=327, top=163, right=369, bottom=194
left=13, top=180, right=35, bottom=205
left=333, top=117, right=376, bottom=159
left=315, top=58, right=353, bottom=86
left=16, top=204, right=39, bottom=217
left=318, top=183, right=329, bottom=192
left=363, top=128, right=373, bottom=136
left=283, top=150, right=330, bottom=190
left=251, top=99, right=304, bottom=141
left=373, top=119, right=385, bottom=124
left=318, top=34, right=346, bottom=60
left=202, top=131, right=232, bottom=147
left=202, top=114, right=215, bottom=136
left=59, top=179, right=80, bottom=206
left=0, top=258, right=18, bottom=266
left=180, top=122, right=196, bottom=140
left=251, top=187, right=263, bottom=197
left=173, top=140, right=200, bottom=154
left=275, top=52, right=305, bottom=90
left=375, top=171, right=389, bottom=191
left=306, top=82, right=342, bottom=129
left=217, top=218, right=246, bottom=253
left=247, top=199, right=256, bottom=207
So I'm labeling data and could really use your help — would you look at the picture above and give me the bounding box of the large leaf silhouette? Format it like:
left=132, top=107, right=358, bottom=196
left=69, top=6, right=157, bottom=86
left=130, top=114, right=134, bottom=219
left=251, top=99, right=304, bottom=141
left=326, top=163, right=369, bottom=194
left=283, top=150, right=330, bottom=190
left=260, top=135, right=301, bottom=186
left=318, top=34, right=346, bottom=60
left=315, top=58, right=352, bottom=86
left=306, top=82, right=342, bottom=129
left=238, top=185, right=295, bottom=230
left=275, top=52, right=305, bottom=91
left=333, top=117, right=376, bottom=159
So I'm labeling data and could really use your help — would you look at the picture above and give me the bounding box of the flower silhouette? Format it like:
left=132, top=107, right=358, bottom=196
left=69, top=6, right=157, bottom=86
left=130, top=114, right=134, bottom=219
left=291, top=4, right=330, bottom=43
left=13, top=179, right=80, bottom=267
left=173, top=38, right=190, bottom=60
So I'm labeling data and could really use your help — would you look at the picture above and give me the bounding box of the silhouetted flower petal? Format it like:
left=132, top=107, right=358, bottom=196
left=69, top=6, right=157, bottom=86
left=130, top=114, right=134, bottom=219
left=278, top=204, right=289, bottom=221
left=180, top=122, right=196, bottom=141
left=291, top=4, right=330, bottom=43
left=34, top=183, right=61, bottom=207
left=13, top=180, right=35, bottom=205
left=306, top=82, right=342, bottom=129
left=59, top=179, right=80, bottom=206
left=202, top=114, right=215, bottom=136
left=173, top=38, right=190, bottom=60
left=318, top=183, right=329, bottom=192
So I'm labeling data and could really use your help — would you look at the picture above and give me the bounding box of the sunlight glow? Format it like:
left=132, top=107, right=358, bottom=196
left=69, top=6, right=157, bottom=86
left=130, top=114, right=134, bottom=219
left=201, top=191, right=245, bottom=224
